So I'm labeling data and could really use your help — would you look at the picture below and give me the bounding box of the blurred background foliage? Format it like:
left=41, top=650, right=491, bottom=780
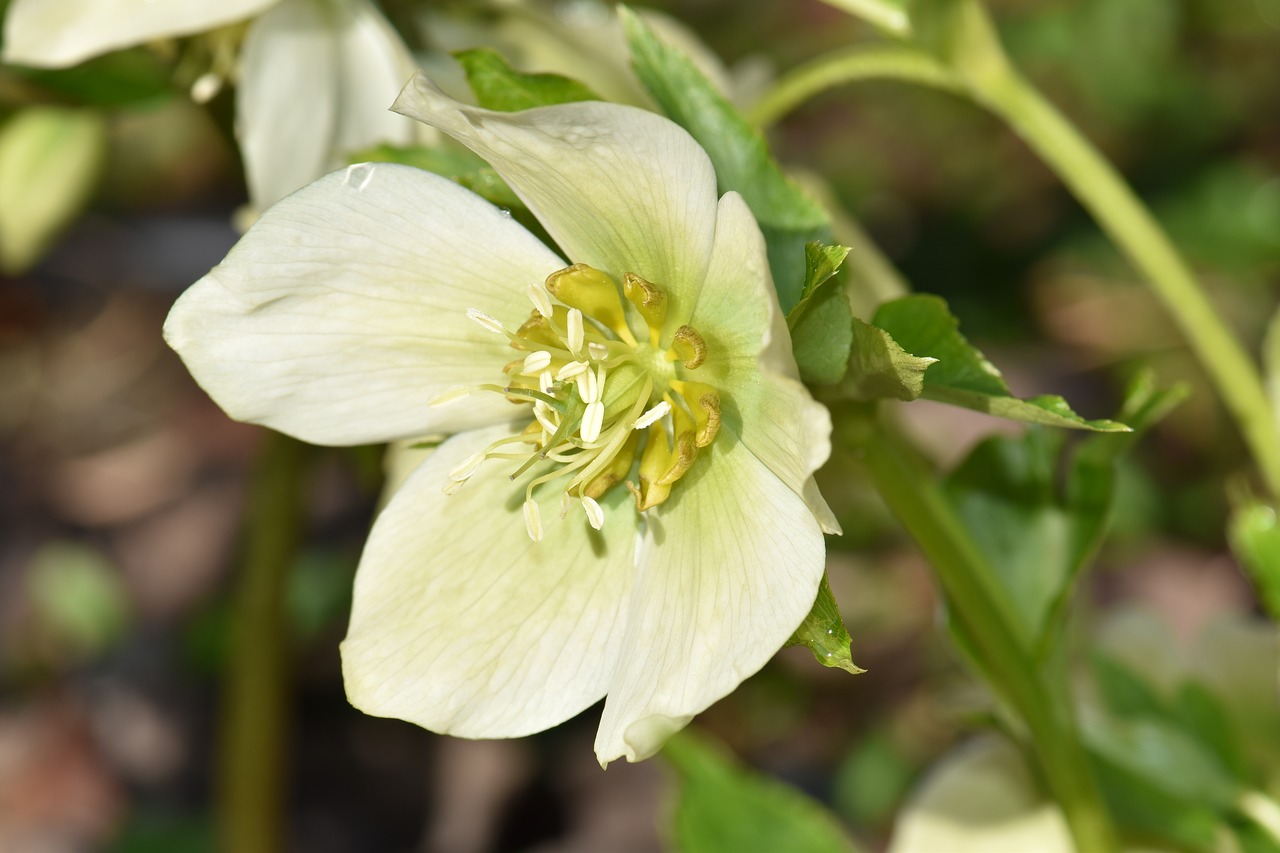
left=0, top=0, right=1277, bottom=850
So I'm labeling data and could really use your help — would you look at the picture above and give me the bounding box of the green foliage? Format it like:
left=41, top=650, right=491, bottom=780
left=832, top=730, right=915, bottom=827
left=620, top=7, right=831, bottom=315
left=0, top=106, right=106, bottom=273
left=873, top=295, right=1130, bottom=431
left=664, top=731, right=862, bottom=853
left=454, top=47, right=602, bottom=112
left=844, top=318, right=935, bottom=401
left=10, top=48, right=175, bottom=107
left=788, top=242, right=854, bottom=384
left=26, top=541, right=129, bottom=660
left=786, top=573, right=864, bottom=675
left=1228, top=501, right=1280, bottom=621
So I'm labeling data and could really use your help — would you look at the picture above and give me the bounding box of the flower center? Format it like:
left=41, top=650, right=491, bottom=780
left=432, top=263, right=723, bottom=541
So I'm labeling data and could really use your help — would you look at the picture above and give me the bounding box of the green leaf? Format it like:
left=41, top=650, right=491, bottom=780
left=1228, top=500, right=1280, bottom=621
left=789, top=242, right=854, bottom=384
left=11, top=48, right=175, bottom=107
left=844, top=318, right=935, bottom=401
left=664, top=730, right=862, bottom=853
left=786, top=574, right=865, bottom=675
left=455, top=47, right=602, bottom=112
left=621, top=7, right=831, bottom=315
left=0, top=106, right=106, bottom=273
left=872, top=295, right=1130, bottom=432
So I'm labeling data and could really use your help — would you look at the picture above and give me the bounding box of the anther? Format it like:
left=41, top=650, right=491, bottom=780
left=581, top=401, right=605, bottom=443
left=466, top=308, right=506, bottom=335
left=448, top=451, right=486, bottom=482
left=522, top=351, right=552, bottom=374
left=634, top=400, right=671, bottom=430
left=526, top=281, right=553, bottom=318
left=566, top=308, right=585, bottom=354
left=581, top=495, right=605, bottom=530
left=556, top=360, right=589, bottom=380
left=523, top=499, right=543, bottom=542
left=588, top=341, right=610, bottom=361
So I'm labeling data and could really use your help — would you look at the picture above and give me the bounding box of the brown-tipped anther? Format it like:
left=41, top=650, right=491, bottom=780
left=623, top=273, right=667, bottom=334
left=670, top=325, right=707, bottom=370
left=545, top=264, right=634, bottom=341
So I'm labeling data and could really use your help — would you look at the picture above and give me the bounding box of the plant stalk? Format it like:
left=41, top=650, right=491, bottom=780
left=216, top=431, right=307, bottom=853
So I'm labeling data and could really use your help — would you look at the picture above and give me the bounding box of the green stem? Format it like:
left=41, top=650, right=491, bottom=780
left=968, top=69, right=1280, bottom=498
left=852, top=414, right=1117, bottom=853
left=747, top=45, right=961, bottom=127
left=217, top=431, right=307, bottom=853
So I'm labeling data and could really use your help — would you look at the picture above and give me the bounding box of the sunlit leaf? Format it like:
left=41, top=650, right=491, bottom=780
left=665, top=730, right=862, bottom=853
left=873, top=295, right=1129, bottom=431
left=455, top=47, right=601, bottom=112
left=786, top=573, right=865, bottom=675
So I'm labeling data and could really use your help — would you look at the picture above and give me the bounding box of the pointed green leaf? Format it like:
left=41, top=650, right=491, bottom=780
left=844, top=318, right=935, bottom=401
left=621, top=7, right=830, bottom=315
left=786, top=573, right=865, bottom=675
left=788, top=242, right=854, bottom=384
left=817, top=0, right=912, bottom=36
left=873, top=295, right=1130, bottom=431
left=455, top=47, right=602, bottom=112
left=664, top=730, right=862, bottom=853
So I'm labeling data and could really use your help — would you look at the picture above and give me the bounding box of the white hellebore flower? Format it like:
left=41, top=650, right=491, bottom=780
left=1, top=0, right=422, bottom=210
left=164, top=72, right=839, bottom=765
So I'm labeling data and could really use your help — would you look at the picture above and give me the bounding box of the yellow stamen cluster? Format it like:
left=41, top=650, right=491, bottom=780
left=433, top=263, right=724, bottom=541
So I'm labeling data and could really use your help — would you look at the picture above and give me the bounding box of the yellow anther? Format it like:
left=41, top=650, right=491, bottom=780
left=678, top=381, right=722, bottom=447
left=623, top=273, right=667, bottom=344
left=582, top=431, right=638, bottom=500
left=668, top=325, right=707, bottom=370
left=545, top=264, right=636, bottom=344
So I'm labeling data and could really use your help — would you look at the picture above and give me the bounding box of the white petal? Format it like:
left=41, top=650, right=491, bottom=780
left=392, top=73, right=719, bottom=298
left=593, top=435, right=826, bottom=764
left=238, top=0, right=423, bottom=210
left=342, top=425, right=638, bottom=738
left=1, top=0, right=277, bottom=67
left=692, top=192, right=839, bottom=532
left=163, top=163, right=564, bottom=445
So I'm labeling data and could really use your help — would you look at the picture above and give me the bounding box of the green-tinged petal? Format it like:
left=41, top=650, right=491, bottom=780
left=888, top=737, right=1074, bottom=853
left=163, top=163, right=564, bottom=445
left=692, top=192, right=838, bottom=532
left=593, top=435, right=826, bottom=764
left=1, top=0, right=277, bottom=67
left=392, top=72, right=719, bottom=304
left=238, top=0, right=423, bottom=210
left=342, top=425, right=637, bottom=738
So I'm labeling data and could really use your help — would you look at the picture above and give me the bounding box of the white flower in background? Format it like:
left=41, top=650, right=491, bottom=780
left=164, top=72, right=838, bottom=764
left=1, top=0, right=424, bottom=210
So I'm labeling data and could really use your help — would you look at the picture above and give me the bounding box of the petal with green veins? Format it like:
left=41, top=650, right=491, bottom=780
left=343, top=425, right=637, bottom=738
left=163, top=163, right=564, bottom=445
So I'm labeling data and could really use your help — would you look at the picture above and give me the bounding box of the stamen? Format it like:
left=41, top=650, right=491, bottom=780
left=538, top=370, right=554, bottom=394
left=581, top=401, right=605, bottom=442
left=527, top=281, right=553, bottom=318
left=523, top=499, right=543, bottom=542
left=560, top=491, right=571, bottom=519
left=429, top=386, right=471, bottom=407
left=634, top=400, right=671, bottom=430
left=575, top=368, right=599, bottom=404
left=588, top=341, right=610, bottom=361
left=581, top=495, right=604, bottom=530
left=522, top=351, right=552, bottom=374
left=556, top=360, right=589, bottom=380
left=448, top=451, right=486, bottom=482
left=567, top=308, right=585, bottom=354
left=466, top=308, right=506, bottom=334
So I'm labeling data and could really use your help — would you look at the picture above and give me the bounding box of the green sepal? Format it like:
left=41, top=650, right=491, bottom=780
left=663, top=730, right=863, bottom=853
left=785, top=573, right=865, bottom=675
left=843, top=318, right=935, bottom=401
left=788, top=242, right=854, bottom=384
left=454, top=47, right=602, bottom=112
left=620, top=7, right=830, bottom=315
left=873, top=294, right=1130, bottom=431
